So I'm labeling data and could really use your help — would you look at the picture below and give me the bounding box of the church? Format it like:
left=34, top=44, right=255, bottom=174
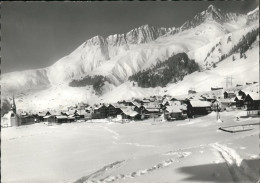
left=1, top=95, right=20, bottom=127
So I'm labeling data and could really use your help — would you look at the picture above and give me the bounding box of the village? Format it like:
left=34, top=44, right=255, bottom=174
left=2, top=82, right=259, bottom=128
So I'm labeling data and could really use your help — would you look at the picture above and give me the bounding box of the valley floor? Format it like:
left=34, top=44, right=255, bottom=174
left=1, top=111, right=259, bottom=183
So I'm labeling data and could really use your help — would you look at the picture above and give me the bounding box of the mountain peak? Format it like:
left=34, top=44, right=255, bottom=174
left=206, top=4, right=217, bottom=12
left=84, top=35, right=107, bottom=47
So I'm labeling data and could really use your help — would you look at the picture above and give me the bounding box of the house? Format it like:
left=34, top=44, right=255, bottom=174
left=234, top=96, right=244, bottom=108
left=55, top=115, right=68, bottom=123
left=216, top=98, right=236, bottom=111
left=107, top=104, right=123, bottom=118
left=238, top=90, right=246, bottom=97
left=170, top=97, right=188, bottom=103
left=37, top=112, right=45, bottom=122
left=19, top=113, right=35, bottom=125
left=141, top=98, right=151, bottom=104
left=77, top=109, right=89, bottom=120
left=200, top=94, right=216, bottom=102
left=120, top=107, right=140, bottom=120
left=68, top=115, right=76, bottom=122
left=165, top=106, right=185, bottom=121
left=43, top=115, right=55, bottom=123
left=92, top=105, right=108, bottom=119
left=187, top=100, right=212, bottom=117
left=143, top=102, right=161, bottom=118
left=223, top=91, right=236, bottom=99
left=243, top=93, right=260, bottom=110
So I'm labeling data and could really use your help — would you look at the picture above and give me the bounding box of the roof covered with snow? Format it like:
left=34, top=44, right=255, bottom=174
left=166, top=106, right=182, bottom=113
left=246, top=92, right=260, bottom=100
left=121, top=107, right=138, bottom=117
left=190, top=101, right=211, bottom=107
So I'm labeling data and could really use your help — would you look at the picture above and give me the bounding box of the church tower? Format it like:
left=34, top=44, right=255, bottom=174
left=11, top=94, right=17, bottom=114
left=9, top=94, right=19, bottom=126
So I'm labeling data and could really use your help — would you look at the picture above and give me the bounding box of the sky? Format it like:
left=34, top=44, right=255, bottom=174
left=2, top=1, right=258, bottom=73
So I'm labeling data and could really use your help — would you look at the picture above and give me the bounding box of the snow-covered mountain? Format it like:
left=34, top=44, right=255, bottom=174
left=1, top=5, right=259, bottom=112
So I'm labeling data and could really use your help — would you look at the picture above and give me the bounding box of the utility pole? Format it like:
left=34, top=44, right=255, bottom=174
left=224, top=76, right=235, bottom=90
left=216, top=103, right=220, bottom=121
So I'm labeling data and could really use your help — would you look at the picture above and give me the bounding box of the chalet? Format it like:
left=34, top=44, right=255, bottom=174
left=244, top=93, right=260, bottom=110
left=107, top=104, right=123, bottom=118
left=237, top=90, right=245, bottom=96
left=223, top=91, right=236, bottom=99
left=77, top=109, right=90, bottom=120
left=43, top=115, right=55, bottom=123
left=187, top=100, right=212, bottom=117
left=131, top=101, right=141, bottom=108
left=217, top=98, right=236, bottom=111
left=68, top=115, right=76, bottom=122
left=55, top=115, right=68, bottom=123
left=143, top=102, right=161, bottom=118
left=200, top=94, right=216, bottom=102
left=120, top=107, right=140, bottom=120
left=92, top=105, right=108, bottom=119
left=19, top=114, right=35, bottom=125
left=234, top=96, right=244, bottom=108
left=37, top=112, right=45, bottom=122
left=170, top=97, right=188, bottom=103
left=142, top=98, right=151, bottom=104
left=188, top=96, right=204, bottom=101
left=165, top=106, right=185, bottom=121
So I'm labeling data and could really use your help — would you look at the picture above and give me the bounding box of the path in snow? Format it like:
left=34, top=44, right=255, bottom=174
left=211, top=143, right=259, bottom=183
left=78, top=151, right=192, bottom=183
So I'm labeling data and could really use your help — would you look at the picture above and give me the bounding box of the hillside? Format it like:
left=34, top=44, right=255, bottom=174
left=1, top=5, right=259, bottom=113
left=129, top=53, right=200, bottom=88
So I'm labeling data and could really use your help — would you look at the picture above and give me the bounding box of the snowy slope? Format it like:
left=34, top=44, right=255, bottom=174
left=14, top=84, right=98, bottom=113
left=1, top=5, right=250, bottom=90
left=1, top=5, right=259, bottom=112
left=100, top=37, right=259, bottom=102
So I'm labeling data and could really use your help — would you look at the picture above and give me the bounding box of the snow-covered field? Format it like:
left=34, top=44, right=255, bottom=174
left=2, top=111, right=259, bottom=183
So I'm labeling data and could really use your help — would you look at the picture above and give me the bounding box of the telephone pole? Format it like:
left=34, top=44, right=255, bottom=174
left=224, top=76, right=235, bottom=90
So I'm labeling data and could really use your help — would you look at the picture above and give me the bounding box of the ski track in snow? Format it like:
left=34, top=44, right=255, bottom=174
left=80, top=151, right=192, bottom=183
left=100, top=125, right=156, bottom=148
left=99, top=126, right=120, bottom=140
left=211, top=143, right=259, bottom=183
left=74, top=160, right=125, bottom=183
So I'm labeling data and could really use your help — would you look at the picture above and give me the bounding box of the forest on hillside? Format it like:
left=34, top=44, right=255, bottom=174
left=69, top=75, right=108, bottom=94
left=129, top=53, right=200, bottom=88
left=221, top=28, right=259, bottom=61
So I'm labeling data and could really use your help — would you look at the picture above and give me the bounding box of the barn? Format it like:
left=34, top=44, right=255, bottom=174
left=244, top=92, right=260, bottom=110
left=187, top=100, right=212, bottom=117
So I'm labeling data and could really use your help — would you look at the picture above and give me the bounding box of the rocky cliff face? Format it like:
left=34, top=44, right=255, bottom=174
left=247, top=7, right=259, bottom=25
left=180, top=5, right=240, bottom=31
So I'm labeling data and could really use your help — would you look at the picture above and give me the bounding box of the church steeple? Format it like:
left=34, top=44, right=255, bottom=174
left=11, top=94, right=16, bottom=114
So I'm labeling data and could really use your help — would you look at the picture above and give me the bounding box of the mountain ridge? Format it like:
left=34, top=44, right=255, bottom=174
left=1, top=5, right=258, bottom=106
